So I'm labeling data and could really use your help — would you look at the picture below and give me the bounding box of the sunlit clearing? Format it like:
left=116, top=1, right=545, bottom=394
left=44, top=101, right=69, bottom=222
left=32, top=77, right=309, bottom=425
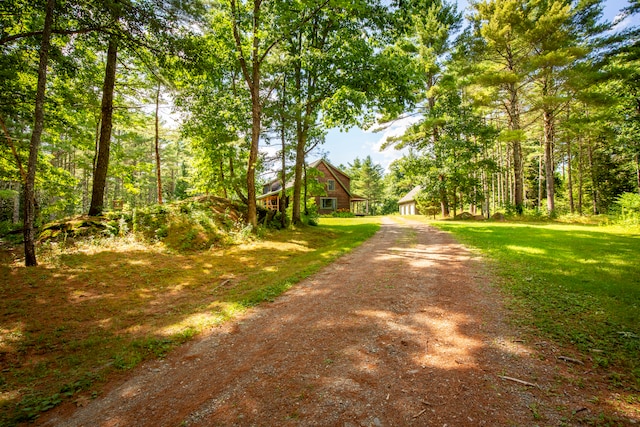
left=505, top=245, right=546, bottom=255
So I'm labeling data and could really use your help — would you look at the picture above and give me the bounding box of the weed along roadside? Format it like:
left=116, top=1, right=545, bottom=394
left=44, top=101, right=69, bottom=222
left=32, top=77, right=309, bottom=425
left=0, top=214, right=380, bottom=425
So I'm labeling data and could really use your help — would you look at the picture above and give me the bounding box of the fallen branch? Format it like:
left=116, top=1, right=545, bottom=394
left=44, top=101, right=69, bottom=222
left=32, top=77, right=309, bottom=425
left=558, top=356, right=584, bottom=365
left=211, top=279, right=231, bottom=293
left=413, top=408, right=427, bottom=419
left=498, top=375, right=539, bottom=388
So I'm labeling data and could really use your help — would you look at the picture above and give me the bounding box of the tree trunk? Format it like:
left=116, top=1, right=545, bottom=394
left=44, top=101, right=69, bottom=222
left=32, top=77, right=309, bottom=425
left=508, top=86, right=524, bottom=214
left=543, top=108, right=555, bottom=215
left=23, top=0, right=55, bottom=267
left=303, top=162, right=308, bottom=215
left=636, top=154, right=640, bottom=194
left=89, top=35, right=118, bottom=216
left=538, top=142, right=543, bottom=211
left=482, top=170, right=490, bottom=218
left=438, top=174, right=449, bottom=217
left=588, top=142, right=597, bottom=214
left=567, top=139, right=574, bottom=213
left=13, top=181, right=20, bottom=224
left=280, top=75, right=287, bottom=228
left=291, top=39, right=305, bottom=226
left=220, top=160, right=228, bottom=199
left=154, top=82, right=163, bottom=204
left=577, top=136, right=583, bottom=214
left=247, top=83, right=260, bottom=228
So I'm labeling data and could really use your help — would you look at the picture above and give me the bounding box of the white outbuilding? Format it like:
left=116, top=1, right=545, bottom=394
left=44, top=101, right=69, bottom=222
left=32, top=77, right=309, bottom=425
left=398, top=185, right=422, bottom=215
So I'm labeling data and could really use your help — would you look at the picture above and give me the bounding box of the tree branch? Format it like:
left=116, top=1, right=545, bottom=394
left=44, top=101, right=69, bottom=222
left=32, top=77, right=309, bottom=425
left=0, top=27, right=104, bottom=45
left=230, top=0, right=252, bottom=88
left=259, top=0, right=331, bottom=64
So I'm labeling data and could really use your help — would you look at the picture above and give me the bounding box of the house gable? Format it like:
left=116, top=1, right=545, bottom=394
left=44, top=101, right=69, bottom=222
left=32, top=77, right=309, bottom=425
left=258, top=159, right=366, bottom=214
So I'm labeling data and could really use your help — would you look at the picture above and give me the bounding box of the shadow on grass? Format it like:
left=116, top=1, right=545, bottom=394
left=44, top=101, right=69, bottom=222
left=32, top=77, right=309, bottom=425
left=0, top=222, right=378, bottom=424
left=433, top=221, right=640, bottom=388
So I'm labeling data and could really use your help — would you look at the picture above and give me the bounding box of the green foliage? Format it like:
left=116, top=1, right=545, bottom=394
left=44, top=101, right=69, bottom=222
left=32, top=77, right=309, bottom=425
left=131, top=197, right=248, bottom=250
left=613, top=192, right=640, bottom=224
left=346, top=156, right=385, bottom=214
left=331, top=209, right=355, bottom=218
left=304, top=203, right=320, bottom=226
left=433, top=221, right=640, bottom=388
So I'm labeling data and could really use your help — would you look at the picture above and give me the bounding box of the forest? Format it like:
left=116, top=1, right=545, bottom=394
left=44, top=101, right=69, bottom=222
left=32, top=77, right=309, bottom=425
left=1, top=0, right=639, bottom=266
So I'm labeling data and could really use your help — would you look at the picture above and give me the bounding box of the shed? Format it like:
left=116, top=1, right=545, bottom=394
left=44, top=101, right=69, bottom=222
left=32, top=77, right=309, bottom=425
left=398, top=185, right=422, bottom=215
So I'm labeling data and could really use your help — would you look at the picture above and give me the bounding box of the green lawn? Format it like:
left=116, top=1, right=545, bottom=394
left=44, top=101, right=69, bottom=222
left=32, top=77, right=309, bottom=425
left=431, top=221, right=640, bottom=388
left=0, top=218, right=380, bottom=425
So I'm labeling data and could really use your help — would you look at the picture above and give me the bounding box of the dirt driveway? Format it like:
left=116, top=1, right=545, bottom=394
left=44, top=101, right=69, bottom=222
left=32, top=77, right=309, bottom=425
left=40, top=217, right=624, bottom=426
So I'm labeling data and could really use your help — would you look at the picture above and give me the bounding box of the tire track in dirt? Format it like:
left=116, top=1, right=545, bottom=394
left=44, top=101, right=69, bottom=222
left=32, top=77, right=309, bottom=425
left=40, top=217, right=603, bottom=426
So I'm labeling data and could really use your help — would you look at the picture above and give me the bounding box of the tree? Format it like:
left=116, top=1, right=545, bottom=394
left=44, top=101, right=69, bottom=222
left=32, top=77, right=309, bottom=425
left=23, top=0, right=56, bottom=266
left=279, top=1, right=394, bottom=224
left=470, top=0, right=531, bottom=214
left=383, top=0, right=461, bottom=217
left=347, top=156, right=385, bottom=213
left=89, top=32, right=118, bottom=216
left=88, top=0, right=201, bottom=215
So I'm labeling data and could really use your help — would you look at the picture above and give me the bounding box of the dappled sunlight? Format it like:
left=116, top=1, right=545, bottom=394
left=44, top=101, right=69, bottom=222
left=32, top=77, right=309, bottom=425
left=577, top=258, right=599, bottom=264
left=0, top=323, right=25, bottom=354
left=127, top=259, right=152, bottom=266
left=0, top=390, right=21, bottom=406
left=68, top=289, right=111, bottom=304
left=505, top=245, right=546, bottom=255
left=354, top=309, right=393, bottom=321
left=160, top=312, right=220, bottom=337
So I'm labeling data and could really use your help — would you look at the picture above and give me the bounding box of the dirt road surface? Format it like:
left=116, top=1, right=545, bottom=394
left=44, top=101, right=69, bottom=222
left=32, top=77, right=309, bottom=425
left=39, top=217, right=630, bottom=426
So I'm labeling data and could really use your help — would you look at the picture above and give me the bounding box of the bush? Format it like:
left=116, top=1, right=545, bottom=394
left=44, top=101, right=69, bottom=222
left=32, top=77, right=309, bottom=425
left=332, top=208, right=354, bottom=218
left=613, top=192, right=640, bottom=224
left=304, top=204, right=319, bottom=226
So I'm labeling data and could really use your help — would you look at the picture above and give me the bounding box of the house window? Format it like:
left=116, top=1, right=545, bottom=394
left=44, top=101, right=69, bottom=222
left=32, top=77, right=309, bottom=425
left=320, top=198, right=336, bottom=210
left=327, top=179, right=335, bottom=191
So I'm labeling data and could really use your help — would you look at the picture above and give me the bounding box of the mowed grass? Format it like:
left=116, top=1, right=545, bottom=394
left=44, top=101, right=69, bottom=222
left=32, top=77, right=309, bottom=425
left=431, top=220, right=640, bottom=388
left=0, top=217, right=380, bottom=425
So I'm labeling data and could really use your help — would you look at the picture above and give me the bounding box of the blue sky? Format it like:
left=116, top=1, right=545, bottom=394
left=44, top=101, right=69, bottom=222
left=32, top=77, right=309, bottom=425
left=309, top=0, right=637, bottom=172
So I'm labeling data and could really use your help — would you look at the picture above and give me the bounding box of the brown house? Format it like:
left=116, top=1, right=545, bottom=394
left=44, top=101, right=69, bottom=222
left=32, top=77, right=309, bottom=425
left=257, top=159, right=368, bottom=215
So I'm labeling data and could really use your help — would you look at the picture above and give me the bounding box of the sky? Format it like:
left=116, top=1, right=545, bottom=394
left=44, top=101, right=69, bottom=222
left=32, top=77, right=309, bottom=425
left=306, top=0, right=638, bottom=172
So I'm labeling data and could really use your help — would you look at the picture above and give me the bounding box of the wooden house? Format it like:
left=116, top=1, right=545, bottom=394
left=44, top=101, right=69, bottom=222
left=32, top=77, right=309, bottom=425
left=398, top=185, right=422, bottom=215
left=257, top=159, right=368, bottom=215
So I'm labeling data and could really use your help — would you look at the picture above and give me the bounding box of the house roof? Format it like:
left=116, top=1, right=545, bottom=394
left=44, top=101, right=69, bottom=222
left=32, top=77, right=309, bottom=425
left=398, top=185, right=422, bottom=204
left=257, top=159, right=368, bottom=201
left=257, top=176, right=294, bottom=200
left=308, top=158, right=355, bottom=198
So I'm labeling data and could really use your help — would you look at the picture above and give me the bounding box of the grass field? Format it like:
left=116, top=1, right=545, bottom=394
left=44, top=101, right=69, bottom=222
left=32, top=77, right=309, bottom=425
left=431, top=220, right=640, bottom=390
left=0, top=217, right=380, bottom=425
